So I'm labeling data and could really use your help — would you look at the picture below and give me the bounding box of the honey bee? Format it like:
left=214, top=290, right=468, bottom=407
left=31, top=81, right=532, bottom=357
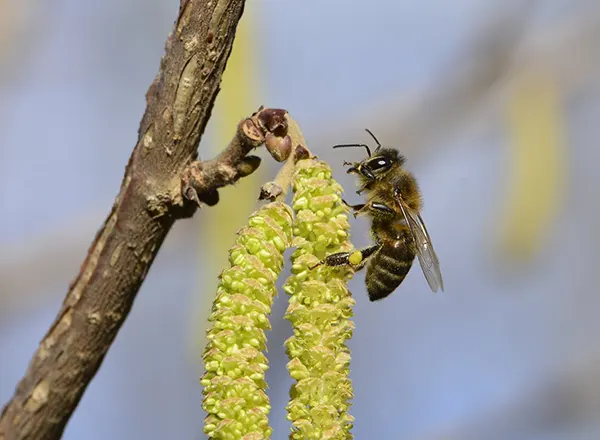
left=313, top=129, right=444, bottom=300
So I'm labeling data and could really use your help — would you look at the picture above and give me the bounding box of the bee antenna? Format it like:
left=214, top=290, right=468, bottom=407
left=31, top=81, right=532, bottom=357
left=364, top=128, right=382, bottom=151
left=332, top=143, right=372, bottom=157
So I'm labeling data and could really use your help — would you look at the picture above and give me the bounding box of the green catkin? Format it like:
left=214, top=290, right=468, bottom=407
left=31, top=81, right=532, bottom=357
left=201, top=202, right=294, bottom=440
left=283, top=158, right=356, bottom=440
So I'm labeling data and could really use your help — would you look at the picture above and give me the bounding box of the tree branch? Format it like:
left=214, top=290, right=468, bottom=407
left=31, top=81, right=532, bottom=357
left=0, top=1, right=280, bottom=439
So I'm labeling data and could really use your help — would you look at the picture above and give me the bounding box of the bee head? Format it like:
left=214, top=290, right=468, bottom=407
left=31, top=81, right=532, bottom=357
left=359, top=148, right=405, bottom=179
left=334, top=129, right=406, bottom=182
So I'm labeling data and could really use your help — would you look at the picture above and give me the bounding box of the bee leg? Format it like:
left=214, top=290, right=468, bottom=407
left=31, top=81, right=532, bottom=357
left=356, top=183, right=369, bottom=195
left=346, top=201, right=394, bottom=219
left=310, top=244, right=381, bottom=271
left=342, top=199, right=365, bottom=218
left=352, top=244, right=381, bottom=270
left=342, top=199, right=364, bottom=211
left=310, top=252, right=352, bottom=269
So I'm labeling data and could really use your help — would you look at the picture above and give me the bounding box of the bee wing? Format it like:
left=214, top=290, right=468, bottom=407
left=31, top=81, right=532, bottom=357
left=396, top=195, right=444, bottom=292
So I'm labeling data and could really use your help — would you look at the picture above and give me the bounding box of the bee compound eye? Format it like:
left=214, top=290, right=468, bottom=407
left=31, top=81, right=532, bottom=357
left=368, top=157, right=391, bottom=171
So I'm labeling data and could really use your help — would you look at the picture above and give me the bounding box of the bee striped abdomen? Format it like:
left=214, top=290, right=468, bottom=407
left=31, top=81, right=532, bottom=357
left=365, top=234, right=415, bottom=301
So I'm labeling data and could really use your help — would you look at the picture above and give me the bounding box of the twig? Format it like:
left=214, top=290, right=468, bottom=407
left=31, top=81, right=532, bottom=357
left=259, top=115, right=311, bottom=202
left=181, top=107, right=288, bottom=208
left=0, top=1, right=258, bottom=439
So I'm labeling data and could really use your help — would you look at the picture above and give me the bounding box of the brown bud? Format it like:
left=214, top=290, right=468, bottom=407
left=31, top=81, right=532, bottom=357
left=265, top=133, right=292, bottom=162
left=259, top=182, right=283, bottom=201
left=199, top=189, right=219, bottom=206
left=294, top=144, right=310, bottom=161
left=236, top=155, right=262, bottom=177
left=256, top=108, right=288, bottom=135
left=251, top=105, right=265, bottom=117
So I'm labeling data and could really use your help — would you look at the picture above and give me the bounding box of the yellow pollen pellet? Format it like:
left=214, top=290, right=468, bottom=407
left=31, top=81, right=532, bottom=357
left=348, top=251, right=363, bottom=266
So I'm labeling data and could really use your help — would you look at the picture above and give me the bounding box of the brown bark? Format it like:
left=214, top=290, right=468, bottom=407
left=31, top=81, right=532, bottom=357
left=0, top=1, right=285, bottom=439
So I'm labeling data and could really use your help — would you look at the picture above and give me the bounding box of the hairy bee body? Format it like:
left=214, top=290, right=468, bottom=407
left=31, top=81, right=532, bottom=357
left=365, top=224, right=416, bottom=301
left=362, top=166, right=422, bottom=300
left=314, top=133, right=444, bottom=300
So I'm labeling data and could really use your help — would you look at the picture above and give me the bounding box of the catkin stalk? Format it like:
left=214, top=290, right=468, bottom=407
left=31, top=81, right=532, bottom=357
left=201, top=202, right=294, bottom=440
left=283, top=158, right=356, bottom=440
